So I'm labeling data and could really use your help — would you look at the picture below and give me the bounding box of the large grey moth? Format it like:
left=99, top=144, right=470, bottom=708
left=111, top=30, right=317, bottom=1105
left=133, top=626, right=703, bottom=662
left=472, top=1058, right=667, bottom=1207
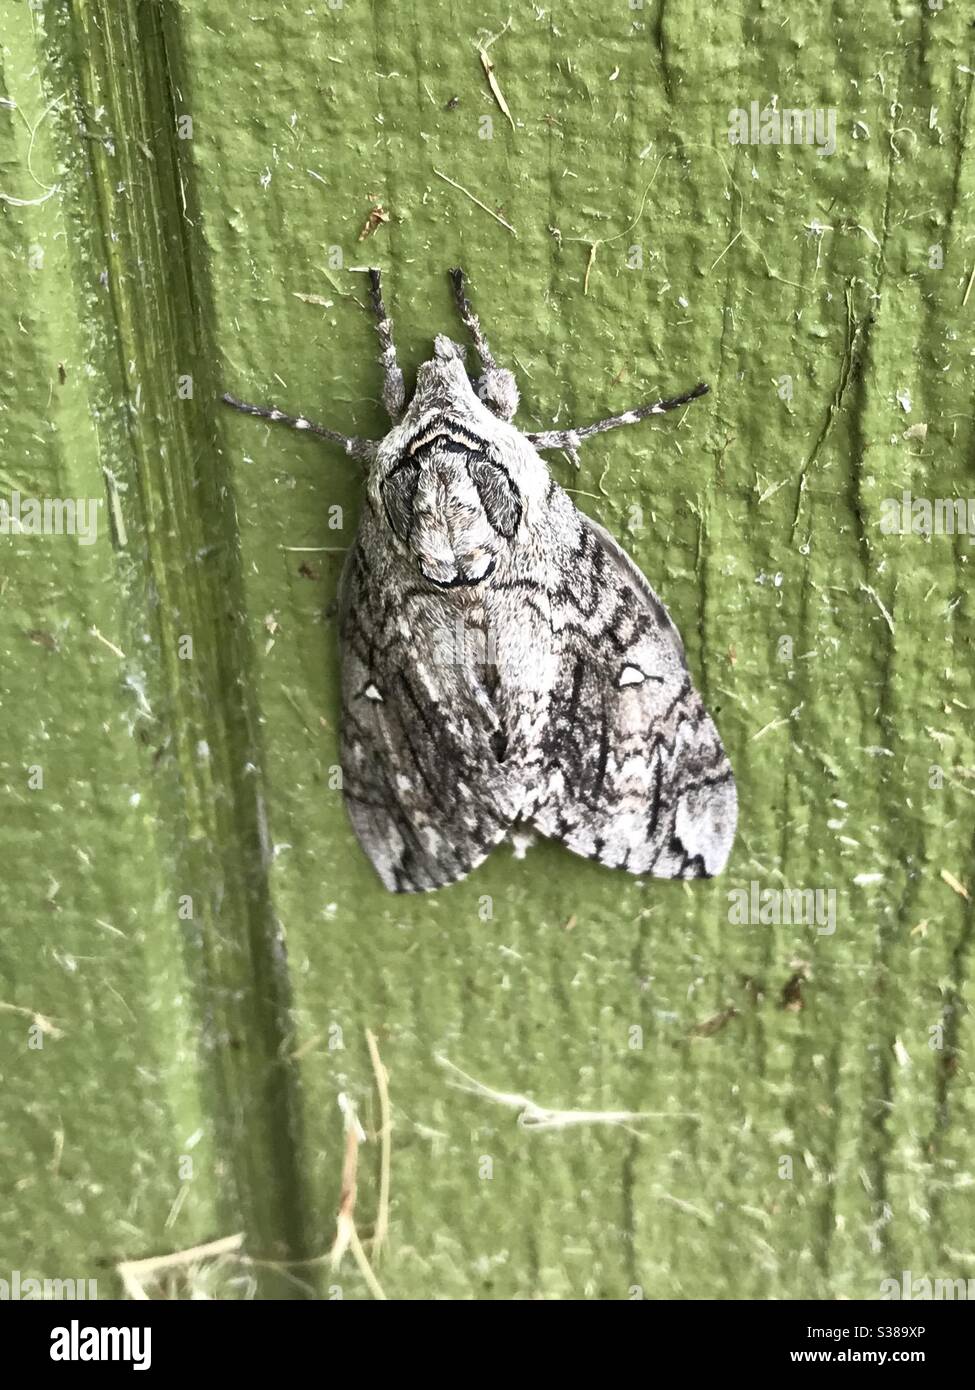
left=224, top=269, right=737, bottom=892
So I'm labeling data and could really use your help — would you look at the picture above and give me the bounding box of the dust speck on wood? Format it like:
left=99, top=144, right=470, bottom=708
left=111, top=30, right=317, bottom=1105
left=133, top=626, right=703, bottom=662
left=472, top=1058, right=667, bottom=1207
left=358, top=203, right=390, bottom=241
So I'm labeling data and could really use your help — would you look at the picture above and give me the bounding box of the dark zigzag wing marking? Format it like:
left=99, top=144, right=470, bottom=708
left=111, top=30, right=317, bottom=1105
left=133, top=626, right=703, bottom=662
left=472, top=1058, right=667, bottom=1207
left=341, top=678, right=509, bottom=889
left=530, top=506, right=737, bottom=880
left=341, top=676, right=511, bottom=890
left=337, top=538, right=518, bottom=892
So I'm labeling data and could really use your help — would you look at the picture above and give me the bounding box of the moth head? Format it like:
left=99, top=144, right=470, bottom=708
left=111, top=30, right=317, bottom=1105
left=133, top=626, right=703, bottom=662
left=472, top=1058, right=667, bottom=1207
left=417, top=336, right=520, bottom=421
left=367, top=339, right=552, bottom=588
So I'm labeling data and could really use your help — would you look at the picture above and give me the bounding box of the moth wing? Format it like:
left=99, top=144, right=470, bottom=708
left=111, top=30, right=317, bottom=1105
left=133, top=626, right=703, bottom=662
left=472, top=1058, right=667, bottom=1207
left=530, top=510, right=737, bottom=878
left=338, top=542, right=519, bottom=893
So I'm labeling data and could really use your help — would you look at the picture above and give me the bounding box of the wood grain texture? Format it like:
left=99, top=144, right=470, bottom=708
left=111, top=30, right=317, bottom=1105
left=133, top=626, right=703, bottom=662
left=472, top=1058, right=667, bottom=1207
left=1, top=0, right=972, bottom=1298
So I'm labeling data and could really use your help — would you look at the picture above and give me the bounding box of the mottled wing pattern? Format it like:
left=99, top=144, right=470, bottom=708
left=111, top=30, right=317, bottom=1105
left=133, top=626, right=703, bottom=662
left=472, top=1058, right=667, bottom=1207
left=338, top=539, right=519, bottom=892
left=529, top=501, right=737, bottom=878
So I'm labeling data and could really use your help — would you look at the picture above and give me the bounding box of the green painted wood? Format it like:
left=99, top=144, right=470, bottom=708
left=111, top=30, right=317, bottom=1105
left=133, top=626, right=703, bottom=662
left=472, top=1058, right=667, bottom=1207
left=1, top=0, right=973, bottom=1299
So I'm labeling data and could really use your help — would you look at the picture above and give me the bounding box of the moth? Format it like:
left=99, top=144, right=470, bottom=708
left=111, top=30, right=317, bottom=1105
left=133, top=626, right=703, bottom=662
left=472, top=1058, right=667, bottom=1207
left=224, top=269, right=737, bottom=892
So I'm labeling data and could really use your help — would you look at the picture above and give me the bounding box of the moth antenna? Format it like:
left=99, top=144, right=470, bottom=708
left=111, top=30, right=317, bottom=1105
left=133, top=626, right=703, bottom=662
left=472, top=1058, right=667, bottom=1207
left=366, top=267, right=406, bottom=422
left=448, top=267, right=519, bottom=421
left=221, top=393, right=377, bottom=462
left=527, top=382, right=710, bottom=453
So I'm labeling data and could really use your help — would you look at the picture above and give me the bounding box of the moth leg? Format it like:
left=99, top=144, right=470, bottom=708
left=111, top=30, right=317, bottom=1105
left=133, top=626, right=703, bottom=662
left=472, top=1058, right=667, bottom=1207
left=448, top=266, right=499, bottom=371
left=367, top=268, right=406, bottom=422
left=448, top=266, right=519, bottom=422
left=527, top=381, right=710, bottom=454
left=222, top=394, right=378, bottom=462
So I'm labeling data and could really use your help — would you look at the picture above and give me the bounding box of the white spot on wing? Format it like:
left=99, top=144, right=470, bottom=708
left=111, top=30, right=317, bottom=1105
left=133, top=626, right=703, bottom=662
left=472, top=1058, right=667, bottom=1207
left=364, top=683, right=383, bottom=702
left=619, top=664, right=646, bottom=687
